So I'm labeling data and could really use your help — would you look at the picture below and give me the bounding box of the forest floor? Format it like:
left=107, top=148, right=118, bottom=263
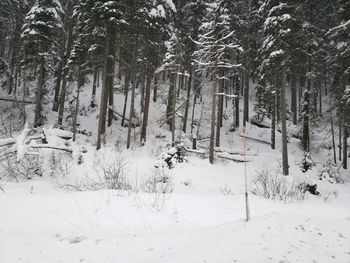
left=1, top=173, right=350, bottom=263
left=0, top=78, right=350, bottom=262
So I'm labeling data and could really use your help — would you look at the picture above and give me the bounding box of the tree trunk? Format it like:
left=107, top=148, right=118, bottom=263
left=91, top=65, right=98, bottom=104
left=34, top=59, right=45, bottom=128
left=339, top=114, right=342, bottom=162
left=121, top=71, right=130, bottom=127
left=72, top=63, right=82, bottom=142
left=291, top=74, right=297, bottom=125
left=190, top=70, right=199, bottom=134
left=209, top=49, right=219, bottom=164
left=140, top=64, right=152, bottom=145
left=97, top=26, right=115, bottom=150
left=343, top=111, right=348, bottom=169
left=243, top=69, right=249, bottom=127
left=166, top=71, right=176, bottom=128
left=215, top=72, right=224, bottom=147
left=271, top=91, right=276, bottom=150
left=57, top=12, right=74, bottom=126
left=183, top=66, right=193, bottom=133
left=153, top=73, right=158, bottom=103
left=302, top=77, right=311, bottom=152
left=171, top=71, right=177, bottom=147
left=235, top=75, right=240, bottom=128
left=140, top=72, right=146, bottom=113
left=330, top=105, right=337, bottom=164
left=126, top=41, right=138, bottom=149
left=280, top=67, right=289, bottom=175
left=52, top=61, right=63, bottom=112
left=319, top=82, right=322, bottom=117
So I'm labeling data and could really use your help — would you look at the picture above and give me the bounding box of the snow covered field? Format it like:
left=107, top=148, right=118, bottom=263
left=1, top=80, right=350, bottom=263
left=1, top=140, right=350, bottom=263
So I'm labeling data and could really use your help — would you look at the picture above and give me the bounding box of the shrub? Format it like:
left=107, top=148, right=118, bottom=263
left=251, top=169, right=308, bottom=202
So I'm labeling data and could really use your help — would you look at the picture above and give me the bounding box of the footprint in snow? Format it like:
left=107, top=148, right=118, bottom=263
left=67, top=236, right=86, bottom=244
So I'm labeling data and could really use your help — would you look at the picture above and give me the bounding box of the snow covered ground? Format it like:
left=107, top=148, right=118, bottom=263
left=1, top=174, right=350, bottom=263
left=1, top=77, right=350, bottom=263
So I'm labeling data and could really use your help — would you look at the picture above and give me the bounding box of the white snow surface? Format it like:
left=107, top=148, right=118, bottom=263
left=0, top=75, right=350, bottom=263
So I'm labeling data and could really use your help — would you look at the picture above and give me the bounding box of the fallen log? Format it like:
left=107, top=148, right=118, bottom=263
left=214, top=147, right=258, bottom=157
left=0, top=138, right=16, bottom=148
left=216, top=152, right=251, bottom=163
left=107, top=106, right=129, bottom=122
left=30, top=145, right=73, bottom=153
left=239, top=134, right=270, bottom=145
left=0, top=97, right=35, bottom=104
left=184, top=148, right=250, bottom=163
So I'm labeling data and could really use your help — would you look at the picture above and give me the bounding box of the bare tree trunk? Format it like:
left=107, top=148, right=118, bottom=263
left=319, top=82, right=322, bottom=117
left=166, top=71, right=176, bottom=128
left=235, top=75, right=240, bottom=128
left=215, top=71, right=224, bottom=147
left=153, top=73, right=158, bottom=103
left=57, top=12, right=74, bottom=126
left=171, top=71, right=177, bottom=147
left=183, top=66, right=192, bottom=133
left=91, top=65, right=98, bottom=104
left=343, top=111, right=348, bottom=169
left=330, top=105, right=337, bottom=164
left=280, top=67, right=289, bottom=175
left=271, top=91, right=276, bottom=150
left=190, top=70, right=199, bottom=134
left=126, top=41, right=138, bottom=149
left=140, top=72, right=146, bottom=113
left=33, top=59, right=45, bottom=128
left=107, top=64, right=115, bottom=127
left=97, top=26, right=115, bottom=150
left=291, top=74, right=297, bottom=125
left=72, top=63, right=82, bottom=142
left=140, top=64, right=152, bottom=145
left=243, top=69, right=249, bottom=127
left=209, top=49, right=218, bottom=164
left=121, top=71, right=130, bottom=127
left=339, top=114, right=342, bottom=162
left=52, top=61, right=63, bottom=112
left=302, top=77, right=311, bottom=152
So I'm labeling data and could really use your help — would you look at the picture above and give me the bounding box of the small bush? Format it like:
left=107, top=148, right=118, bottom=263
left=0, top=154, right=42, bottom=181
left=142, top=168, right=173, bottom=194
left=251, top=169, right=308, bottom=202
left=102, top=157, right=131, bottom=190
left=318, top=160, right=344, bottom=184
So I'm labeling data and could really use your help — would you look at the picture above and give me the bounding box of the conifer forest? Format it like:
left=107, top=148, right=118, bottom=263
left=0, top=1, right=349, bottom=262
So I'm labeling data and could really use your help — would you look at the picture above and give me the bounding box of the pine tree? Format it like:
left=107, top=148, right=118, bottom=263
left=21, top=0, right=64, bottom=127
left=194, top=0, right=242, bottom=163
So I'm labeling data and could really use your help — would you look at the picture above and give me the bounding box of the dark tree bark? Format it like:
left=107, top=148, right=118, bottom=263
left=107, top=63, right=115, bottom=127
left=140, top=72, right=146, bottom=113
left=291, top=74, right=297, bottom=125
left=183, top=66, right=192, bottom=133
left=126, top=41, right=138, bottom=149
left=166, top=71, right=176, bottom=128
left=343, top=111, right=348, bottom=169
left=271, top=91, right=276, bottom=150
left=140, top=64, right=152, bottom=145
left=97, top=26, right=115, bottom=150
left=234, top=75, right=240, bottom=128
left=73, top=63, right=82, bottom=142
left=57, top=10, right=74, bottom=126
left=209, top=49, right=218, bottom=164
left=280, top=67, right=289, bottom=175
left=91, top=65, right=99, bottom=104
left=215, top=72, right=224, bottom=147
left=33, top=59, right=45, bottom=128
left=302, top=78, right=311, bottom=152
left=121, top=71, right=130, bottom=127
left=153, top=73, right=158, bottom=103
